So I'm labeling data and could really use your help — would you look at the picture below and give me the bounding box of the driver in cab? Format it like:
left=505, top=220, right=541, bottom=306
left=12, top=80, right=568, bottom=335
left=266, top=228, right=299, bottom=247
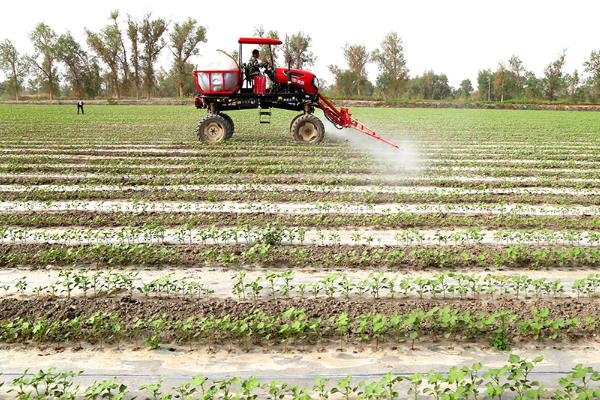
left=247, top=49, right=269, bottom=78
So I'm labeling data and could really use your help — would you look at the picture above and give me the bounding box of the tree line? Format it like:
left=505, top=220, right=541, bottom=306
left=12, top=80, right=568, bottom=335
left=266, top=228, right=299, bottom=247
left=0, top=14, right=599, bottom=103
left=328, top=33, right=600, bottom=103
left=0, top=11, right=207, bottom=100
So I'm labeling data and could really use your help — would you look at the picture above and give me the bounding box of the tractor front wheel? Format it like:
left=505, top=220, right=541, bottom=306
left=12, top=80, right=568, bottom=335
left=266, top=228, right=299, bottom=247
left=196, top=114, right=233, bottom=144
left=291, top=114, right=325, bottom=144
left=289, top=113, right=303, bottom=132
left=220, top=113, right=235, bottom=140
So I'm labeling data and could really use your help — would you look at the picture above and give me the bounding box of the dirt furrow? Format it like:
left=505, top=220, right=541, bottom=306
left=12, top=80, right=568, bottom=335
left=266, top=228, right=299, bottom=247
left=0, top=296, right=597, bottom=322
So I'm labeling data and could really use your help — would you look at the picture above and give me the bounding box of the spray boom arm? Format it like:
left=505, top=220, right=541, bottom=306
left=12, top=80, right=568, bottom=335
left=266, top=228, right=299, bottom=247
left=317, top=93, right=400, bottom=149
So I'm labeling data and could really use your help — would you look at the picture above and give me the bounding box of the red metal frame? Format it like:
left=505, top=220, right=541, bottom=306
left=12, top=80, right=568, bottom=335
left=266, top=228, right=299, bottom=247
left=194, top=70, right=241, bottom=95
left=238, top=37, right=283, bottom=45
left=317, top=93, right=400, bottom=149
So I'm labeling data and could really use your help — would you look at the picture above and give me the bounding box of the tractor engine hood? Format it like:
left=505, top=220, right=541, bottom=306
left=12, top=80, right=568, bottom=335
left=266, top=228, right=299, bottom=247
left=274, top=67, right=319, bottom=94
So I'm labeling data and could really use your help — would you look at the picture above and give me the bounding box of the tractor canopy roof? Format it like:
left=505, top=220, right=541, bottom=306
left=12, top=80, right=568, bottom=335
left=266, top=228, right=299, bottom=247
left=238, top=37, right=282, bottom=45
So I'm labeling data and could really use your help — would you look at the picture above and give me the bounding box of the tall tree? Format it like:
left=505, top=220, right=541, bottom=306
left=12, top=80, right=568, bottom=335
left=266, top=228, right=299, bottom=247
left=523, top=71, right=543, bottom=100
left=282, top=32, right=315, bottom=69
left=56, top=32, right=92, bottom=98
left=170, top=18, right=206, bottom=97
left=493, top=63, right=506, bottom=102
left=86, top=25, right=122, bottom=99
left=343, top=44, right=370, bottom=97
left=28, top=22, right=59, bottom=100
left=477, top=69, right=494, bottom=101
left=508, top=55, right=524, bottom=96
left=371, top=32, right=408, bottom=98
left=140, top=14, right=167, bottom=99
left=458, top=79, right=473, bottom=99
left=565, top=70, right=581, bottom=101
left=0, top=39, right=27, bottom=100
left=110, top=10, right=130, bottom=95
left=583, top=50, right=600, bottom=98
left=127, top=16, right=142, bottom=99
left=409, top=70, right=451, bottom=100
left=253, top=26, right=280, bottom=62
left=544, top=50, right=566, bottom=101
left=328, top=65, right=355, bottom=97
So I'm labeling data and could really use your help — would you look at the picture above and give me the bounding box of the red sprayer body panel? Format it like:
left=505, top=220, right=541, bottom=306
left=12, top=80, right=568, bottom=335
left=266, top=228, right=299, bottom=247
left=274, top=68, right=318, bottom=94
left=317, top=93, right=400, bottom=149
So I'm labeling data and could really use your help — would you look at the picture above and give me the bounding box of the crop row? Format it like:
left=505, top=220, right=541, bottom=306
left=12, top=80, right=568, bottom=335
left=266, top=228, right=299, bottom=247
left=3, top=146, right=600, bottom=161
left=229, top=271, right=600, bottom=299
left=2, top=137, right=598, bottom=145
left=1, top=225, right=598, bottom=247
left=2, top=185, right=598, bottom=200
left=3, top=141, right=598, bottom=150
left=0, top=210, right=598, bottom=231
left=3, top=154, right=598, bottom=169
left=1, top=173, right=598, bottom=189
left=2, top=188, right=597, bottom=205
left=4, top=355, right=599, bottom=400
left=0, top=306, right=596, bottom=350
left=2, top=270, right=213, bottom=298
left=1, top=198, right=597, bottom=214
left=3, top=164, right=600, bottom=179
left=1, top=199, right=596, bottom=215
left=1, top=243, right=597, bottom=270
left=4, top=269, right=600, bottom=299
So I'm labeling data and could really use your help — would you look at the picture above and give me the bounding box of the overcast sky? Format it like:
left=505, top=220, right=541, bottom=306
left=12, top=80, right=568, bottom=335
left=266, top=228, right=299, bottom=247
left=2, top=0, right=599, bottom=87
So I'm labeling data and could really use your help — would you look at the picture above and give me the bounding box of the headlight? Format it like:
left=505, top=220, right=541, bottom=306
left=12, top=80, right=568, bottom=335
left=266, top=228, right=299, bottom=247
left=312, top=77, right=320, bottom=89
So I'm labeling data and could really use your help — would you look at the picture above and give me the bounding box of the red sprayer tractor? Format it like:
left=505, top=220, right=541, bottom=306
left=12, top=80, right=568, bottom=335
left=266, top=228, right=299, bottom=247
left=193, top=37, right=399, bottom=148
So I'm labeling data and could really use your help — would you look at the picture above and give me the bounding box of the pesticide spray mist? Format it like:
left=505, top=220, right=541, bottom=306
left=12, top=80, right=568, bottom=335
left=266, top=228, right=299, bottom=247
left=322, top=117, right=424, bottom=177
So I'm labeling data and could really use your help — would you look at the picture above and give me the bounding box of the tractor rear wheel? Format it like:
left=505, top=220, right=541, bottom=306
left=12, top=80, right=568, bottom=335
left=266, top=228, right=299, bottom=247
left=291, top=114, right=325, bottom=144
left=196, top=114, right=233, bottom=144
left=220, top=113, right=235, bottom=139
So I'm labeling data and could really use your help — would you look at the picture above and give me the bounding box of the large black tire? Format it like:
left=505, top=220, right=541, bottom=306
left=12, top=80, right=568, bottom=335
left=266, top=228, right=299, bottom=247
left=289, top=113, right=303, bottom=132
left=220, top=113, right=235, bottom=140
left=290, top=114, right=325, bottom=144
left=196, top=114, right=233, bottom=144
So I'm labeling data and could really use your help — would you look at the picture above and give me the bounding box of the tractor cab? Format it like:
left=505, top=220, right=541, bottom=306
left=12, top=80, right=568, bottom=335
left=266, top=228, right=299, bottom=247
left=237, top=37, right=281, bottom=94
left=194, top=37, right=319, bottom=99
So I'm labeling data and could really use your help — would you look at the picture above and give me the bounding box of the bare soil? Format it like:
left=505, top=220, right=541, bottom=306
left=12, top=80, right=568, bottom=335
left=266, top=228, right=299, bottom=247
left=0, top=296, right=597, bottom=323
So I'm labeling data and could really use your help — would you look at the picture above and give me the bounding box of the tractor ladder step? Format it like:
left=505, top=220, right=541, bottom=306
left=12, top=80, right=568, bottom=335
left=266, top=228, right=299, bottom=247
left=259, top=108, right=271, bottom=124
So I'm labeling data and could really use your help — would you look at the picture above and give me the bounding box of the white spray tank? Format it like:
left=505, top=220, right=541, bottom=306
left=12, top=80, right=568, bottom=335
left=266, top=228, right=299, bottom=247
left=195, top=51, right=241, bottom=93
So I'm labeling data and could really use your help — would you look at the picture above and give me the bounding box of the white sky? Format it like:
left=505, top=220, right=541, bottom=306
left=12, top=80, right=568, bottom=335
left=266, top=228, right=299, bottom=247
left=1, top=0, right=599, bottom=88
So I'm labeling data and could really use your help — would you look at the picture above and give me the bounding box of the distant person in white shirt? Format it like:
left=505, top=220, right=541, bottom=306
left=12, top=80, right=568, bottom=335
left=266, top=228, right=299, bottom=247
left=77, top=100, right=84, bottom=115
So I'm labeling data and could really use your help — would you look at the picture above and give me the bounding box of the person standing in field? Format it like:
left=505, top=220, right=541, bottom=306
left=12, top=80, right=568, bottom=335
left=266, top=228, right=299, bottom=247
left=77, top=100, right=85, bottom=115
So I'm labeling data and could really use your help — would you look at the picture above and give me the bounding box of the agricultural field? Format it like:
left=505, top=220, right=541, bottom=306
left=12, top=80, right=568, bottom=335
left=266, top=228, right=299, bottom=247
left=0, top=104, right=599, bottom=398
